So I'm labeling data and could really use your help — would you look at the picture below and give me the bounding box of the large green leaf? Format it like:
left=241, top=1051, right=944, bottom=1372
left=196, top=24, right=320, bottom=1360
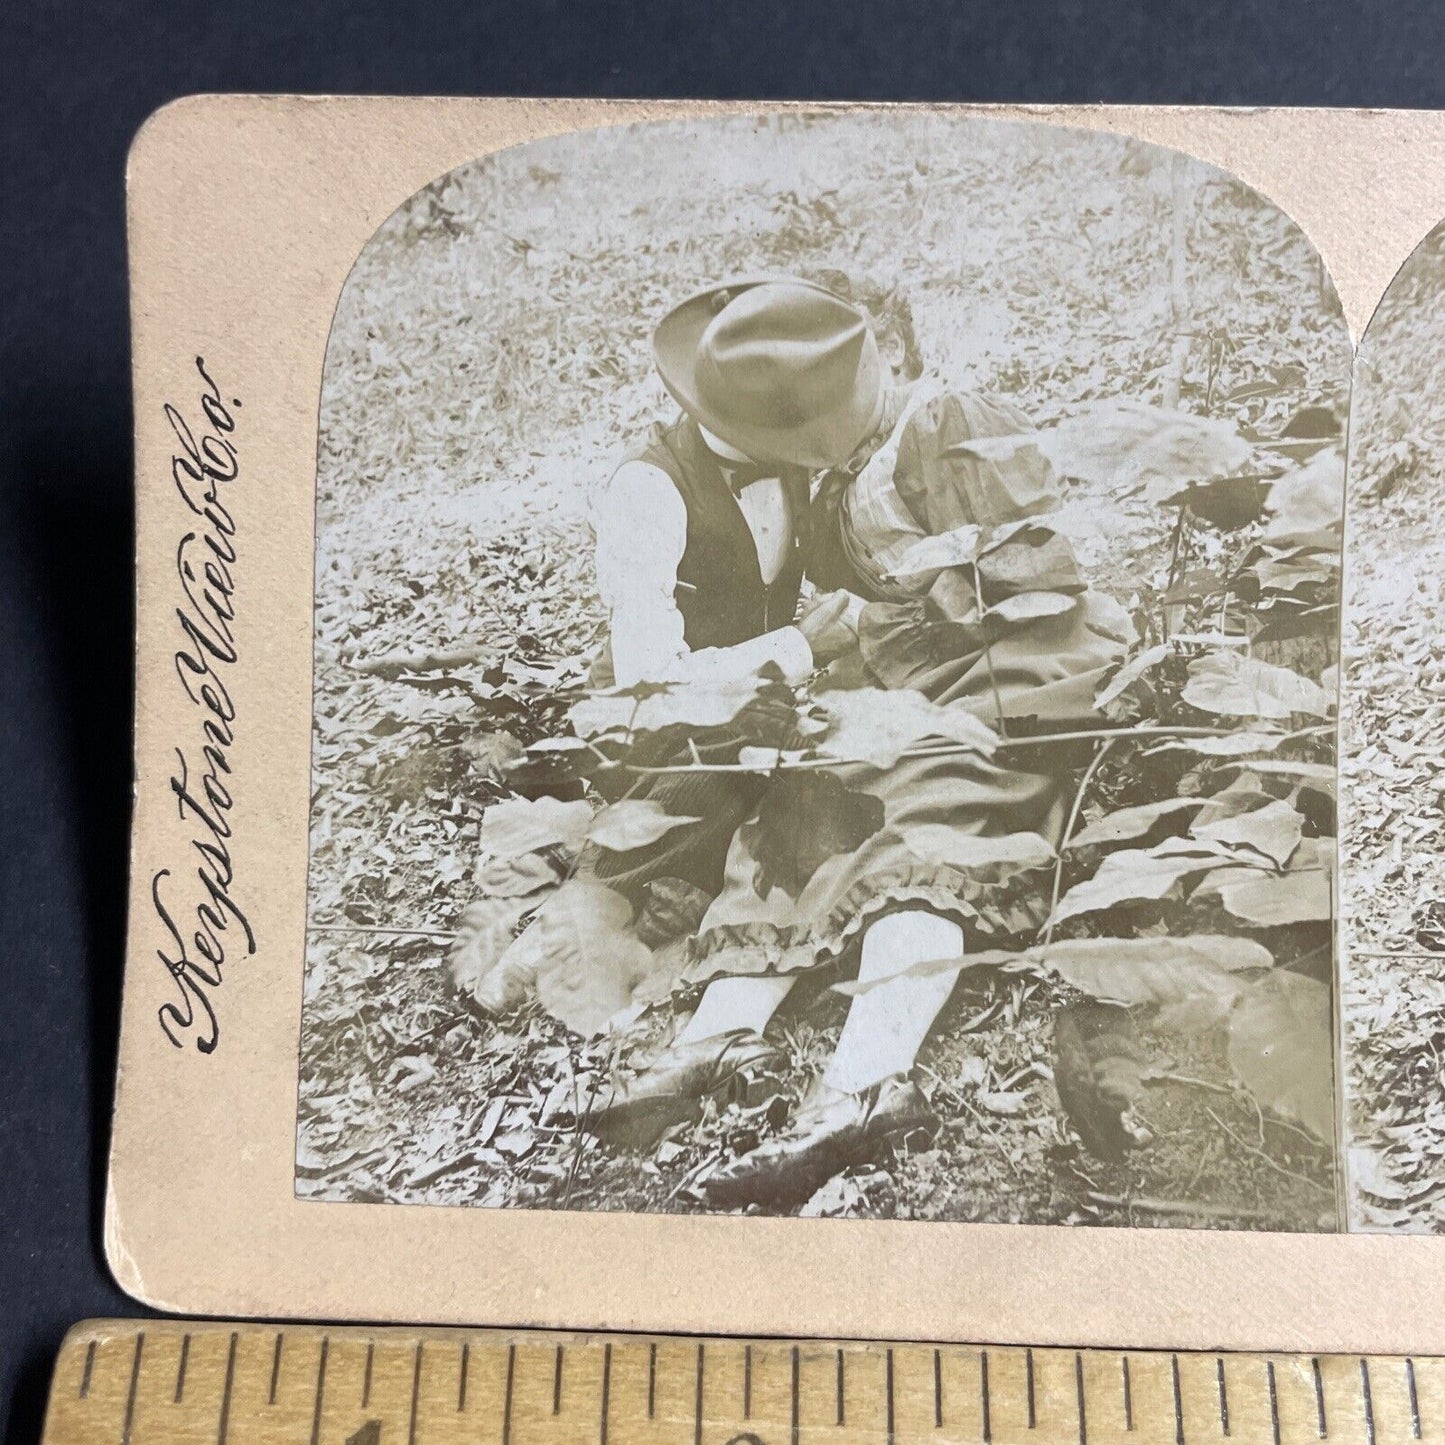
left=478, top=795, right=593, bottom=859
left=1262, top=449, right=1345, bottom=536
left=986, top=590, right=1078, bottom=624
left=1227, top=970, right=1334, bottom=1140
left=814, top=687, right=998, bottom=769
left=835, top=935, right=1270, bottom=1017
left=1066, top=797, right=1204, bottom=850
left=1148, top=729, right=1288, bottom=757
left=1093, top=643, right=1170, bottom=710
left=568, top=673, right=774, bottom=737
left=1182, top=651, right=1333, bottom=720
left=897, top=825, right=1055, bottom=871
left=449, top=895, right=544, bottom=1013
left=949, top=400, right=1255, bottom=490
left=1210, top=868, right=1333, bottom=927
left=1018, top=934, right=1270, bottom=1015
left=507, top=881, right=657, bottom=1037
left=1191, top=799, right=1304, bottom=868
left=1050, top=844, right=1230, bottom=925
left=742, top=773, right=886, bottom=900
left=473, top=851, right=565, bottom=898
left=586, top=799, right=704, bottom=852
left=885, top=523, right=982, bottom=581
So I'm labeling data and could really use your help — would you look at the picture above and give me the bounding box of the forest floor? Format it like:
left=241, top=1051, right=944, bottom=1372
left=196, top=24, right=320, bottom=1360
left=298, top=114, right=1348, bottom=1229
left=1339, top=230, right=1445, bottom=1232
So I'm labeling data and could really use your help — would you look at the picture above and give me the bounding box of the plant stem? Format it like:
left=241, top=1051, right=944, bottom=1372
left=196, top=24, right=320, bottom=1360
left=1042, top=736, right=1119, bottom=947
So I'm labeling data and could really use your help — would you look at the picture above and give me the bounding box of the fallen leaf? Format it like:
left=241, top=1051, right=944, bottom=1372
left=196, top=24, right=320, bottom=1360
left=462, top=729, right=526, bottom=779
left=978, top=1090, right=1031, bottom=1117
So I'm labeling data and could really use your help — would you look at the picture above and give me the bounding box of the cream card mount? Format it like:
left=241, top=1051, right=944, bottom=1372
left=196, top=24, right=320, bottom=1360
left=113, top=97, right=1445, bottom=1348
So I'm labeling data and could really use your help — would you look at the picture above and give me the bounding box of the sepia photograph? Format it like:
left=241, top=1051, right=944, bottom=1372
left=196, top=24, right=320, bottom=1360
left=1340, top=219, right=1445, bottom=1232
left=298, top=112, right=1350, bottom=1228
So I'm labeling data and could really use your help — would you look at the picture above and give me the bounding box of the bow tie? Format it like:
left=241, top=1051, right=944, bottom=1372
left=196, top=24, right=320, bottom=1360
left=718, top=462, right=779, bottom=496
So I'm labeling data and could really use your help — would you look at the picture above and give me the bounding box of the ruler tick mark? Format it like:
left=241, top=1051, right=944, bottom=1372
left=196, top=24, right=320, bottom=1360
left=600, top=1342, right=612, bottom=1445
left=269, top=1332, right=284, bottom=1405
left=694, top=1343, right=705, bottom=1445
left=1407, top=1359, right=1423, bottom=1439
left=934, top=1348, right=943, bottom=1429
left=175, top=1333, right=191, bottom=1403
left=79, top=1340, right=96, bottom=1400
left=886, top=1348, right=896, bottom=1445
left=408, top=1343, right=423, bottom=1445
left=502, top=1344, right=515, bottom=1445
left=1268, top=1361, right=1281, bottom=1445
left=742, top=1344, right=751, bottom=1420
left=310, top=1337, right=329, bottom=1445
left=1076, top=1352, right=1088, bottom=1445
left=1361, top=1360, right=1377, bottom=1445
left=649, top=1343, right=657, bottom=1419
left=1313, top=1357, right=1327, bottom=1438
left=981, top=1350, right=992, bottom=1445
left=363, top=1341, right=374, bottom=1408
left=1217, top=1359, right=1230, bottom=1438
left=216, top=1333, right=238, bottom=1445
left=458, top=1341, right=469, bottom=1411
left=553, top=1344, right=564, bottom=1415
left=838, top=1348, right=847, bottom=1427
left=1123, top=1356, right=1134, bottom=1432
left=121, top=1332, right=144, bottom=1445
left=1027, top=1348, right=1037, bottom=1429
left=791, top=1346, right=801, bottom=1445
left=1172, top=1354, right=1185, bottom=1445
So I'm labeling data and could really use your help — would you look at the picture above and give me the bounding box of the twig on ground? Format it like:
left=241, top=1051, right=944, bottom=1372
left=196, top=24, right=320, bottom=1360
left=1205, top=1107, right=1332, bottom=1194
left=1144, top=1070, right=1236, bottom=1096
left=310, top=922, right=457, bottom=939
left=1084, top=1191, right=1278, bottom=1224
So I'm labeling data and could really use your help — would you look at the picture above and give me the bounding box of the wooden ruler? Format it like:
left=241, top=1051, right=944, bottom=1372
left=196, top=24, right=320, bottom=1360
left=39, top=1320, right=1443, bottom=1445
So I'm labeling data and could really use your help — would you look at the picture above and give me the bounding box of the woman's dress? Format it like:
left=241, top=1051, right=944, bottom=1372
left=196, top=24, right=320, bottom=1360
left=679, top=384, right=1133, bottom=987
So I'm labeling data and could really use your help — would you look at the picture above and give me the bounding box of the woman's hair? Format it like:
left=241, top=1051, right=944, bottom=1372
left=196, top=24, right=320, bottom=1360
left=808, top=268, right=925, bottom=380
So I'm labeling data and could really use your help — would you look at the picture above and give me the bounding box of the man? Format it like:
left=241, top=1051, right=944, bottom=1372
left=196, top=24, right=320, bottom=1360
left=589, top=275, right=870, bottom=693
left=583, top=273, right=1126, bottom=1210
left=582, top=275, right=952, bottom=1185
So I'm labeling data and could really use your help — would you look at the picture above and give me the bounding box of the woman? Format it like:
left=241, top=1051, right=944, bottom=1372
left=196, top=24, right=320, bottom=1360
left=587, top=275, right=1132, bottom=1208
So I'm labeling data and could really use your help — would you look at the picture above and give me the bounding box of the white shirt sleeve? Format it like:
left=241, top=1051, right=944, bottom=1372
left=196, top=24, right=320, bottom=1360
left=591, top=460, right=814, bottom=690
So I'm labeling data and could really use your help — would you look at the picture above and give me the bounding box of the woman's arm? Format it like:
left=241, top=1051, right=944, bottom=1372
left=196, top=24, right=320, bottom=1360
left=593, top=461, right=815, bottom=689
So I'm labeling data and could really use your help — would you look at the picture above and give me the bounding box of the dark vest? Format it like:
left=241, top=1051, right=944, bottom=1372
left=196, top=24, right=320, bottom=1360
left=633, top=415, right=811, bottom=652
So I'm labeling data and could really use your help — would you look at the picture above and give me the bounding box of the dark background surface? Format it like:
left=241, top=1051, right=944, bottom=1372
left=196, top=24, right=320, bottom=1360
left=4, top=1, right=1445, bottom=1439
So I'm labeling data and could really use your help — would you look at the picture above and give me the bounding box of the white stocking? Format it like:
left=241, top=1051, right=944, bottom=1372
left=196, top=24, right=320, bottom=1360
left=822, top=912, right=963, bottom=1095
left=676, top=975, right=797, bottom=1045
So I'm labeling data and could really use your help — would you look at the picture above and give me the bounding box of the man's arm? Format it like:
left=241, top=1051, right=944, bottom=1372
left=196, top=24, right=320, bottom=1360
left=593, top=461, right=814, bottom=689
